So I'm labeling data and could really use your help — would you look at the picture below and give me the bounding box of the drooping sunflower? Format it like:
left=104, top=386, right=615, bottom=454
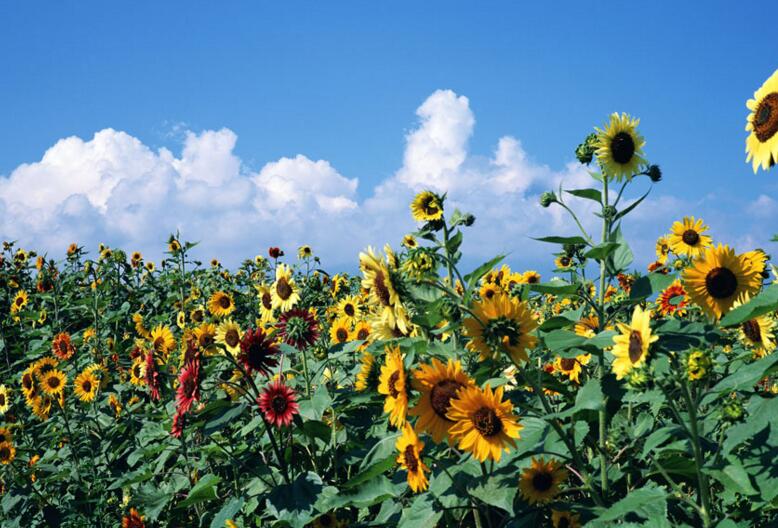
left=745, top=69, right=778, bottom=173
left=271, top=264, right=301, bottom=312
left=335, top=295, right=361, bottom=325
left=297, top=245, right=313, bottom=259
left=669, top=216, right=712, bottom=258
left=518, top=457, right=568, bottom=505
left=0, top=385, right=9, bottom=414
left=682, top=244, right=762, bottom=319
left=410, top=190, right=444, bottom=222
left=73, top=371, right=99, bottom=403
left=743, top=249, right=769, bottom=277
left=594, top=112, right=647, bottom=181
left=402, top=234, right=418, bottom=249
left=51, top=332, right=75, bottom=360
left=655, top=235, right=672, bottom=264
left=0, top=442, right=16, bottom=465
left=553, top=354, right=591, bottom=384
left=611, top=306, right=658, bottom=380
left=463, top=293, right=538, bottom=364
left=329, top=317, right=352, bottom=345
left=11, top=290, right=28, bottom=313
left=410, top=358, right=475, bottom=443
left=130, top=357, right=146, bottom=386
left=40, top=369, right=67, bottom=395
left=208, top=290, right=236, bottom=318
left=657, top=280, right=689, bottom=317
left=149, top=325, right=176, bottom=361
left=215, top=319, right=242, bottom=356
left=257, top=380, right=300, bottom=428
left=355, top=350, right=379, bottom=392
left=551, top=510, right=581, bottom=528
left=734, top=293, right=776, bottom=357
left=447, top=384, right=522, bottom=462
left=132, top=313, right=150, bottom=338
left=395, top=423, right=430, bottom=492
left=377, top=347, right=408, bottom=427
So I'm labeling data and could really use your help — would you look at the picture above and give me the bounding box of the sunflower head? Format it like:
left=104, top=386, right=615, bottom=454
left=377, top=347, right=408, bottom=427
left=519, top=457, right=568, bottom=505
left=74, top=371, right=99, bottom=403
left=208, top=291, right=236, bottom=318
left=611, top=306, right=658, bottom=380
left=395, top=423, right=430, bottom=492
left=669, top=216, right=711, bottom=258
left=595, top=112, right=646, bottom=181
left=410, top=191, right=444, bottom=223
left=746, top=69, right=778, bottom=173
left=463, top=293, right=538, bottom=364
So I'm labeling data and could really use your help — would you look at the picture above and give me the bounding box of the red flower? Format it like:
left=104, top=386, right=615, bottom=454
left=239, top=328, right=279, bottom=376
left=176, top=358, right=201, bottom=414
left=257, top=380, right=299, bottom=427
left=171, top=411, right=185, bottom=438
left=145, top=352, right=161, bottom=401
left=276, top=309, right=320, bottom=350
left=52, top=332, right=75, bottom=360
left=268, top=247, right=284, bottom=259
left=122, top=508, right=146, bottom=528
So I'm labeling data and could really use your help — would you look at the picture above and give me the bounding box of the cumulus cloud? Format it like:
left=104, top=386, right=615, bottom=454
left=0, top=89, right=764, bottom=271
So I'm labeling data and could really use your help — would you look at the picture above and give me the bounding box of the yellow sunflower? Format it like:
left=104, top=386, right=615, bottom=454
left=682, top=245, right=762, bottom=319
left=462, top=293, right=538, bottom=364
left=0, top=442, right=15, bottom=465
left=351, top=320, right=372, bottom=343
left=193, top=322, right=218, bottom=355
left=551, top=510, right=581, bottom=528
left=176, top=311, right=186, bottom=329
left=208, top=290, right=236, bottom=318
left=215, top=319, right=242, bottom=355
left=410, top=358, right=475, bottom=443
left=522, top=271, right=541, bottom=284
left=743, top=249, right=769, bottom=276
left=479, top=282, right=503, bottom=301
left=395, top=423, right=430, bottom=492
left=355, top=351, right=378, bottom=392
left=271, top=264, right=301, bottom=312
left=745, top=69, right=778, bottom=173
left=669, top=216, right=712, bottom=258
left=20, top=367, right=36, bottom=397
left=297, top=245, right=313, bottom=259
left=402, top=234, right=418, bottom=249
left=554, top=255, right=573, bottom=270
left=73, top=371, right=99, bottom=403
left=40, top=370, right=67, bottom=395
left=335, top=295, right=361, bottom=325
left=734, top=293, right=776, bottom=357
left=133, top=313, right=151, bottom=339
left=595, top=112, right=647, bottom=181
left=256, top=284, right=275, bottom=323
left=0, top=427, right=11, bottom=444
left=447, top=384, right=521, bottom=462
left=329, top=317, right=352, bottom=345
left=410, top=190, right=444, bottom=222
left=518, top=457, right=568, bottom=505
left=0, top=385, right=9, bottom=414
left=574, top=315, right=600, bottom=338
left=359, top=247, right=410, bottom=333
left=189, top=305, right=206, bottom=325
left=149, top=325, right=176, bottom=361
left=553, top=354, right=591, bottom=384
left=377, top=347, right=408, bottom=427
left=129, top=357, right=146, bottom=386
left=655, top=235, right=671, bottom=264
left=611, top=306, right=658, bottom=380
left=11, top=290, right=28, bottom=313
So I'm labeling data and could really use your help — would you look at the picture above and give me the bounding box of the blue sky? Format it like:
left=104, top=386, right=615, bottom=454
left=1, top=2, right=777, bottom=271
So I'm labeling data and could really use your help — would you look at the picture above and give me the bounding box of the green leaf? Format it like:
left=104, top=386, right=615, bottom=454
left=530, top=279, right=580, bottom=295
left=712, top=353, right=778, bottom=393
left=574, top=378, right=604, bottom=412
left=720, top=283, right=778, bottom=326
left=614, top=187, right=651, bottom=222
left=468, top=475, right=517, bottom=513
left=464, top=255, right=506, bottom=289
left=629, top=273, right=676, bottom=301
left=566, top=188, right=602, bottom=202
left=398, top=494, right=443, bottom=528
left=588, top=485, right=668, bottom=525
left=343, top=455, right=395, bottom=489
left=584, top=242, right=620, bottom=260
left=533, top=235, right=590, bottom=246
left=203, top=402, right=247, bottom=436
left=706, top=463, right=759, bottom=496
left=177, top=473, right=221, bottom=509
left=266, top=472, right=324, bottom=528
left=542, top=330, right=586, bottom=352
left=209, top=497, right=244, bottom=528
left=538, top=316, right=575, bottom=332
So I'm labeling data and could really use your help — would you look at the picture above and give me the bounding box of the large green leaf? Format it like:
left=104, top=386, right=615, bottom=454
left=629, top=272, right=676, bottom=300
left=265, top=472, right=324, bottom=528
left=720, top=283, right=778, bottom=327
left=533, top=235, right=590, bottom=246
left=177, top=473, right=221, bottom=509
left=588, top=485, right=668, bottom=525
left=566, top=188, right=602, bottom=203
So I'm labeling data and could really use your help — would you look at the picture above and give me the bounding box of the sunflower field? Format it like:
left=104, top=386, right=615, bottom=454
left=1, top=70, right=778, bottom=528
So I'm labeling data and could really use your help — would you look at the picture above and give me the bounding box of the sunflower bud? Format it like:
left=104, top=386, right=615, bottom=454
left=575, top=132, right=599, bottom=165
left=540, top=191, right=557, bottom=208
left=602, top=205, right=617, bottom=219
left=462, top=213, right=476, bottom=227
left=647, top=164, right=662, bottom=182
left=721, top=396, right=744, bottom=423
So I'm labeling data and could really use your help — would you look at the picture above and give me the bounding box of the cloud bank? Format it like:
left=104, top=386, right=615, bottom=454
left=0, top=90, right=766, bottom=271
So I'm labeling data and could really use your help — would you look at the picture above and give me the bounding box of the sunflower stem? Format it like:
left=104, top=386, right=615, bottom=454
left=597, top=174, right=610, bottom=498
left=681, top=379, right=712, bottom=527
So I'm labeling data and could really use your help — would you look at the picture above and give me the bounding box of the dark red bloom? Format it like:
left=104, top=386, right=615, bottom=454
left=176, top=358, right=201, bottom=414
left=268, top=247, right=284, bottom=259
left=239, top=328, right=279, bottom=376
left=257, top=380, right=299, bottom=427
left=170, top=411, right=185, bottom=438
left=145, top=352, right=161, bottom=401
left=276, top=309, right=320, bottom=350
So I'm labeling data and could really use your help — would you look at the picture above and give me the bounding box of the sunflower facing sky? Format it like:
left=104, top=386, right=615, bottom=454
left=518, top=457, right=568, bottom=505
left=410, top=358, right=475, bottom=443
left=271, top=264, right=301, bottom=312
left=395, top=423, right=430, bottom=492
left=669, top=216, right=712, bottom=258
left=595, top=112, right=646, bottom=181
left=377, top=347, right=408, bottom=427
left=611, top=305, right=658, bottom=380
left=446, top=384, right=522, bottom=462
left=745, top=69, right=778, bottom=173
left=410, top=190, right=444, bottom=222
left=463, top=292, right=538, bottom=365
left=682, top=244, right=762, bottom=320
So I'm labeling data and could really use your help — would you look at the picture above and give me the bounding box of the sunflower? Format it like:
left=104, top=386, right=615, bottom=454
left=271, top=264, right=301, bottom=312
left=350, top=352, right=374, bottom=393
left=335, top=295, right=361, bottom=325
left=215, top=319, right=242, bottom=355
left=276, top=309, right=320, bottom=349
left=734, top=294, right=776, bottom=357
left=11, top=290, right=28, bottom=313
left=402, top=234, right=418, bottom=249
left=150, top=325, right=176, bottom=361
left=129, top=357, right=146, bottom=386
left=574, top=315, right=600, bottom=338
left=553, top=354, right=591, bottom=384
left=0, top=385, right=9, bottom=414
left=176, top=311, right=186, bottom=329
left=743, top=249, right=769, bottom=277
left=51, top=332, right=75, bottom=360
left=0, top=427, right=11, bottom=444
left=193, top=322, right=218, bottom=355
left=85, top=363, right=110, bottom=389
left=133, top=313, right=151, bottom=339
left=189, top=306, right=205, bottom=325
left=410, top=358, right=475, bottom=443
left=682, top=245, right=762, bottom=319
left=655, top=235, right=672, bottom=264
left=359, top=247, right=410, bottom=333
left=657, top=280, right=689, bottom=317
left=687, top=350, right=713, bottom=381
left=669, top=216, right=712, bottom=258
left=352, top=320, right=371, bottom=343
left=33, top=356, right=58, bottom=377
left=40, top=369, right=67, bottom=395
left=108, top=394, right=122, bottom=417
left=410, top=190, right=444, bottom=222
left=73, top=371, right=99, bottom=403
left=611, top=306, right=658, bottom=380
left=377, top=347, right=408, bottom=427
left=239, top=328, right=279, bottom=376
left=551, top=510, right=581, bottom=528
left=746, top=69, right=778, bottom=172
left=208, top=290, right=236, bottom=318
left=595, top=112, right=646, bottom=181
left=31, top=396, right=52, bottom=420
left=329, top=317, right=352, bottom=345
left=0, top=442, right=15, bottom=465
left=447, top=384, right=521, bottom=462
left=463, top=293, right=538, bottom=364
left=20, top=366, right=36, bottom=398
left=145, top=262, right=155, bottom=272
left=297, top=245, right=313, bottom=259
left=396, top=423, right=430, bottom=492
left=554, top=255, right=573, bottom=270
left=122, top=507, right=146, bottom=528
left=522, top=271, right=541, bottom=284
left=257, top=380, right=300, bottom=428
left=479, top=282, right=502, bottom=301
left=518, top=457, right=567, bottom=505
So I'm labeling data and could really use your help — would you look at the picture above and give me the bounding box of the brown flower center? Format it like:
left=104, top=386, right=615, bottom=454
left=557, top=518, right=570, bottom=528
left=82, top=380, right=92, bottom=393
left=682, top=229, right=700, bottom=246
left=473, top=406, right=502, bottom=437
left=532, top=470, right=554, bottom=492
left=219, top=295, right=232, bottom=309
left=484, top=288, right=496, bottom=299
left=262, top=292, right=273, bottom=310
left=611, top=131, right=636, bottom=164
left=271, top=394, right=288, bottom=414
left=276, top=278, right=292, bottom=301
left=47, top=376, right=61, bottom=390
left=423, top=197, right=440, bottom=216
left=199, top=333, right=213, bottom=348
left=559, top=358, right=576, bottom=372
left=404, top=445, right=419, bottom=472
left=0, top=394, right=5, bottom=406
left=0, top=446, right=9, bottom=461
left=344, top=303, right=355, bottom=317
left=15, top=297, right=24, bottom=307
left=430, top=379, right=464, bottom=419
left=373, top=271, right=391, bottom=306
left=705, top=267, right=738, bottom=299
left=336, top=328, right=349, bottom=342
left=628, top=330, right=644, bottom=364
left=388, top=371, right=401, bottom=398
left=742, top=319, right=762, bottom=343
left=225, top=329, right=240, bottom=348
left=356, top=327, right=369, bottom=340
left=559, top=256, right=571, bottom=267
left=754, top=93, right=778, bottom=142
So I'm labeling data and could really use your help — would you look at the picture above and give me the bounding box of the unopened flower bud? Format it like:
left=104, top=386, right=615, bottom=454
left=540, top=191, right=557, bottom=208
